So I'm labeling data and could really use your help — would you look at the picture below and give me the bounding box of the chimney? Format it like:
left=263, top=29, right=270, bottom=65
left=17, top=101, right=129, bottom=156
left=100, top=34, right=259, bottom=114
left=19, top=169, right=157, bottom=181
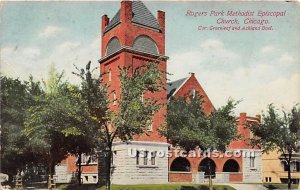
left=121, top=0, right=132, bottom=23
left=239, top=112, right=247, bottom=125
left=157, top=10, right=165, bottom=33
left=189, top=72, right=195, bottom=77
left=101, top=15, right=109, bottom=34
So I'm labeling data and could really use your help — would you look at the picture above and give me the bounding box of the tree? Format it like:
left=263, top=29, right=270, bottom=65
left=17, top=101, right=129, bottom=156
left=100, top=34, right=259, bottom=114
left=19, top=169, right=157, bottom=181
left=248, top=104, right=300, bottom=190
left=23, top=66, right=99, bottom=189
left=162, top=95, right=239, bottom=152
left=0, top=76, right=43, bottom=184
left=74, top=61, right=164, bottom=190
left=161, top=95, right=238, bottom=190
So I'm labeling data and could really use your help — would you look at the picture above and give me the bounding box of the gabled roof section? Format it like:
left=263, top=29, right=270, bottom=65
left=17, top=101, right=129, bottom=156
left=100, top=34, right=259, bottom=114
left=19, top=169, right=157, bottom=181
left=167, top=77, right=188, bottom=99
left=104, top=1, right=160, bottom=33
left=167, top=73, right=215, bottom=114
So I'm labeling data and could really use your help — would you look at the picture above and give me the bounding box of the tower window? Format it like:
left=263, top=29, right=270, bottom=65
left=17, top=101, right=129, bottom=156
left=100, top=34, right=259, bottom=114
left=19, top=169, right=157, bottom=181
left=113, top=92, right=117, bottom=106
left=108, top=70, right=112, bottom=82
left=106, top=37, right=121, bottom=56
left=133, top=35, right=158, bottom=54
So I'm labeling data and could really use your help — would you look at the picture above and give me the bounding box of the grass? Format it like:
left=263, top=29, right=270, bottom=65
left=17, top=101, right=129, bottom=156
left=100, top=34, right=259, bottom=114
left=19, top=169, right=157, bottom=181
left=56, top=184, right=236, bottom=190
left=262, top=183, right=299, bottom=189
left=99, top=184, right=236, bottom=190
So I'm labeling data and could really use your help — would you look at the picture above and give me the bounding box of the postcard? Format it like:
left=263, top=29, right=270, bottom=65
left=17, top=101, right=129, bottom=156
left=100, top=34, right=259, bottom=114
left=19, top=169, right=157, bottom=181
left=1, top=1, right=299, bottom=189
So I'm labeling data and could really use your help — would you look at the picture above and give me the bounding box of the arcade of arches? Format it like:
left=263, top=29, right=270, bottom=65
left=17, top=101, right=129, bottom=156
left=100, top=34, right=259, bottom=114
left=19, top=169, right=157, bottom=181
left=169, top=156, right=242, bottom=182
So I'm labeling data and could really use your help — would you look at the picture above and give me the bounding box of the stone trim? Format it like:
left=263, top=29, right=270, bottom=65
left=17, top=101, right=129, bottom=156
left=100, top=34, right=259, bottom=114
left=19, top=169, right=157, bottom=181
left=132, top=22, right=160, bottom=32
left=137, top=165, right=159, bottom=168
left=112, top=141, right=170, bottom=147
left=169, top=171, right=192, bottom=174
left=99, top=46, right=169, bottom=64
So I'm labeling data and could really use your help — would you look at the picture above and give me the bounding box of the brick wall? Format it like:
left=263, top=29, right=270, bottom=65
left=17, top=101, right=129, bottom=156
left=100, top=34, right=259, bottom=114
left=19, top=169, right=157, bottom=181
left=172, top=73, right=214, bottom=115
left=169, top=172, right=192, bottom=182
left=229, top=172, right=243, bottom=182
left=100, top=0, right=167, bottom=143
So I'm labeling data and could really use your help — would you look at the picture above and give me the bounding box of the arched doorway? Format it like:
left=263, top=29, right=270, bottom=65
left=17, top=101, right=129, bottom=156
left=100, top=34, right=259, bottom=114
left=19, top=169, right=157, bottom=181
left=198, top=158, right=216, bottom=178
left=223, top=159, right=240, bottom=172
left=170, top=157, right=191, bottom=172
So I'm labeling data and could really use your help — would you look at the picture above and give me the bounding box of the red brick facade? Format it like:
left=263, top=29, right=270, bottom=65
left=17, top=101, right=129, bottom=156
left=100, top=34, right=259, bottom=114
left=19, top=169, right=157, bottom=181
left=167, top=72, right=260, bottom=183
left=171, top=73, right=214, bottom=115
left=100, top=0, right=167, bottom=142
left=60, top=156, right=98, bottom=174
left=169, top=172, right=193, bottom=182
left=229, top=113, right=261, bottom=150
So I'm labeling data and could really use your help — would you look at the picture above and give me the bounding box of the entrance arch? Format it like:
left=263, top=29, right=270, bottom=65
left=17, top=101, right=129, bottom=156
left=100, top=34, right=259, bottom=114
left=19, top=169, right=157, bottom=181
left=170, top=157, right=191, bottom=172
left=223, top=159, right=240, bottom=172
left=198, top=158, right=216, bottom=178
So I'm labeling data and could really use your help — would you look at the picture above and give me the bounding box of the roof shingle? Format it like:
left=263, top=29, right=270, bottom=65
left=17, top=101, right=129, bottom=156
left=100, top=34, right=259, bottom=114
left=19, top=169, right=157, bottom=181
left=104, top=1, right=160, bottom=33
left=167, top=77, right=187, bottom=99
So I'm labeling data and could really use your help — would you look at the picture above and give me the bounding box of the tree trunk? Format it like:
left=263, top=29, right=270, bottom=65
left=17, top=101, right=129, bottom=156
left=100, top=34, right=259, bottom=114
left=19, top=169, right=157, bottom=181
left=209, top=175, right=213, bottom=190
left=77, top=153, right=82, bottom=186
left=287, top=153, right=292, bottom=190
left=208, top=160, right=213, bottom=190
left=48, top=155, right=53, bottom=190
left=288, top=163, right=292, bottom=190
left=105, top=146, right=112, bottom=190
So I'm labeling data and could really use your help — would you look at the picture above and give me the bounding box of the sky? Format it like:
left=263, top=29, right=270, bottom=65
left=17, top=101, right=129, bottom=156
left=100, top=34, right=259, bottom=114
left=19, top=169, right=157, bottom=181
left=1, top=1, right=299, bottom=116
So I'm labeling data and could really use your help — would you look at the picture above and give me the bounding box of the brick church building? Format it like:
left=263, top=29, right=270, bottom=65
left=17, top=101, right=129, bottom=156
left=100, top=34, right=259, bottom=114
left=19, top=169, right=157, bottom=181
left=54, top=0, right=263, bottom=184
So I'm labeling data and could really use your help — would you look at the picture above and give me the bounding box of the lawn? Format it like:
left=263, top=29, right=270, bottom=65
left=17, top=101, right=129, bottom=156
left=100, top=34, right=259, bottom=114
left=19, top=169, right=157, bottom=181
left=57, top=184, right=236, bottom=190
left=98, top=184, right=236, bottom=190
left=263, top=183, right=299, bottom=189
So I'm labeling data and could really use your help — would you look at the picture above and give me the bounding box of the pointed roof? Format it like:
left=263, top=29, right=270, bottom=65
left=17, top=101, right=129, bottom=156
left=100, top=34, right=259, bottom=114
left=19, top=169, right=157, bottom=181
left=104, top=0, right=161, bottom=33
left=132, top=1, right=160, bottom=29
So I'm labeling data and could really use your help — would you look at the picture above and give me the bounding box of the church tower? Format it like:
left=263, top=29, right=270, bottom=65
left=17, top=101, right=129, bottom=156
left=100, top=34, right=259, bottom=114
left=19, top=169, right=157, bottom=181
left=99, top=0, right=169, bottom=184
left=99, top=0, right=168, bottom=142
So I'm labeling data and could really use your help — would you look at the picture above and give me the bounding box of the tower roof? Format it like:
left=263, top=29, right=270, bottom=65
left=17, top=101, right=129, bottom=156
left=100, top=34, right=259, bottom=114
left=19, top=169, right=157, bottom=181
left=104, top=1, right=161, bottom=33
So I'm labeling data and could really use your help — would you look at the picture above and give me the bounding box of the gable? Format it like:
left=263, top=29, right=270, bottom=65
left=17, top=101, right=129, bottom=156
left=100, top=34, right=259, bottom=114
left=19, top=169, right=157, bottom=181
left=169, top=74, right=214, bottom=115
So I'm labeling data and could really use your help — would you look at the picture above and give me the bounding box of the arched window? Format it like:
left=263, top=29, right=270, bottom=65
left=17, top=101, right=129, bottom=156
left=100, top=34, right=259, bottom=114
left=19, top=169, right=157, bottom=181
left=223, top=159, right=240, bottom=172
left=106, top=37, right=121, bottom=56
left=170, top=157, right=191, bottom=172
left=133, top=35, right=158, bottom=54
left=198, top=158, right=216, bottom=178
